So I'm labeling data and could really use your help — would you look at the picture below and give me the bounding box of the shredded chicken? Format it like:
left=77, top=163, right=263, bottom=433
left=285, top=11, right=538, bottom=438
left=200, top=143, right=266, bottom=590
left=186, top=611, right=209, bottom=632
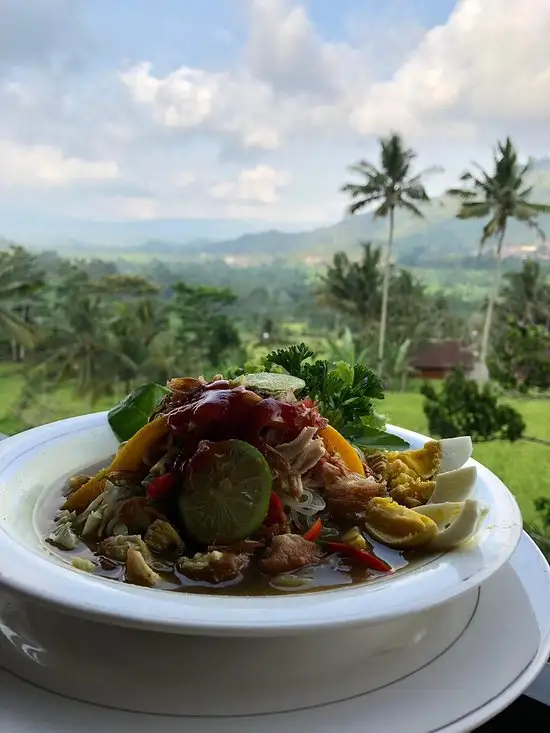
left=276, top=426, right=326, bottom=474
left=265, top=427, right=326, bottom=499
left=261, top=534, right=323, bottom=575
left=125, top=547, right=160, bottom=587
left=117, top=498, right=165, bottom=534
left=312, top=455, right=386, bottom=520
left=177, top=551, right=249, bottom=584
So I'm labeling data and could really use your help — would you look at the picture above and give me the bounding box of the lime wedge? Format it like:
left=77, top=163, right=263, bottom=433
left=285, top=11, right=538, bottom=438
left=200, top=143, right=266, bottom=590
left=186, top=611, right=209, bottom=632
left=237, top=372, right=306, bottom=394
left=179, top=439, right=273, bottom=545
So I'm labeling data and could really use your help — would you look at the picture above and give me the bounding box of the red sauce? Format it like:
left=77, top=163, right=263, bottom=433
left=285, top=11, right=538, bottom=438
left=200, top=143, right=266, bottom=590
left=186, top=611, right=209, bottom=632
left=166, top=385, right=327, bottom=472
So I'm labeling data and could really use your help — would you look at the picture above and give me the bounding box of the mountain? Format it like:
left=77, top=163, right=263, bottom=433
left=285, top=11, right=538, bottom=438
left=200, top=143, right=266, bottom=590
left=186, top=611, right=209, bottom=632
left=2, top=159, right=549, bottom=264
left=0, top=212, right=323, bottom=250
left=184, top=159, right=550, bottom=264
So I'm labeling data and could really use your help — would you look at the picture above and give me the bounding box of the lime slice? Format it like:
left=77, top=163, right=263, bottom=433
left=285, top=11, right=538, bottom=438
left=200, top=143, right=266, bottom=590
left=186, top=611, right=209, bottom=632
left=179, top=439, right=273, bottom=545
left=237, top=372, right=305, bottom=394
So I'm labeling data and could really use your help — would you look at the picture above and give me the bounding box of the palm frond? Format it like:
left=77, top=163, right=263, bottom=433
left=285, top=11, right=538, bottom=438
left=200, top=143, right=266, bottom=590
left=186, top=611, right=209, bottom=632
left=519, top=201, right=550, bottom=214
left=446, top=187, right=478, bottom=200
left=480, top=217, right=502, bottom=246
left=456, top=202, right=492, bottom=219
left=400, top=200, right=425, bottom=218
left=403, top=183, right=430, bottom=202
left=0, top=308, right=36, bottom=348
left=347, top=198, right=375, bottom=215
left=373, top=201, right=390, bottom=218
left=348, top=160, right=380, bottom=178
left=523, top=218, right=546, bottom=242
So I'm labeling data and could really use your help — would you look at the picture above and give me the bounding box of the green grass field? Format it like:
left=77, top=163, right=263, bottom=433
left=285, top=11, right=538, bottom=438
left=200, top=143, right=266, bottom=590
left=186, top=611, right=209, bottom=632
left=0, top=366, right=547, bottom=523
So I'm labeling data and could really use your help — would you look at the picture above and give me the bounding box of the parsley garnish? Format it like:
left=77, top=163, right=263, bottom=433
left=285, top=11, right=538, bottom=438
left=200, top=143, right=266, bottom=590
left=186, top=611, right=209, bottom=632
left=265, top=343, right=408, bottom=450
left=264, top=344, right=314, bottom=379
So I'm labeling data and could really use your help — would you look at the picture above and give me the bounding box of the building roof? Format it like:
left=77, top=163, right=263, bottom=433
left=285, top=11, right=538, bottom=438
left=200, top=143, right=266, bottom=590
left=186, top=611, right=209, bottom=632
left=410, top=339, right=474, bottom=371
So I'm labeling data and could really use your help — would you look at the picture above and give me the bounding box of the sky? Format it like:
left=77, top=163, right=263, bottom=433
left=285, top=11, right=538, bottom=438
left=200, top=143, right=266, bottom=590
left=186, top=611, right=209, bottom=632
left=0, top=0, right=549, bottom=232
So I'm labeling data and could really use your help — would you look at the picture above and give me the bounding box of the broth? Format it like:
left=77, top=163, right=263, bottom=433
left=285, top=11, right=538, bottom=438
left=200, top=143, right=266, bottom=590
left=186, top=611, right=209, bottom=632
left=37, top=467, right=429, bottom=597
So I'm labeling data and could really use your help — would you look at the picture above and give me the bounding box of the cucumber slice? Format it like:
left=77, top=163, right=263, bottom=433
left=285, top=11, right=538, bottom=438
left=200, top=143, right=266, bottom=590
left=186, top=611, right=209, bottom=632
left=237, top=372, right=306, bottom=394
left=179, top=439, right=273, bottom=545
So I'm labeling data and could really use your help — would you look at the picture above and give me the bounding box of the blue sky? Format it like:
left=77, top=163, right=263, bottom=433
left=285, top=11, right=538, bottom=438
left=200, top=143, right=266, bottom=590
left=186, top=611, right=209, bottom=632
left=0, top=0, right=548, bottom=238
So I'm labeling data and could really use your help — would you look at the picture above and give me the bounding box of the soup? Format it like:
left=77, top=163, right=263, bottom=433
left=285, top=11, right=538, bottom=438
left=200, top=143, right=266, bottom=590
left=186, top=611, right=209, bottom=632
left=42, top=348, right=483, bottom=595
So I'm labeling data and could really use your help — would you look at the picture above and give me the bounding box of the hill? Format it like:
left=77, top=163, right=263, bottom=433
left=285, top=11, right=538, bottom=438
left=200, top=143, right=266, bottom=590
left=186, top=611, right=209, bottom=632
left=193, top=159, right=550, bottom=264
left=2, top=160, right=550, bottom=265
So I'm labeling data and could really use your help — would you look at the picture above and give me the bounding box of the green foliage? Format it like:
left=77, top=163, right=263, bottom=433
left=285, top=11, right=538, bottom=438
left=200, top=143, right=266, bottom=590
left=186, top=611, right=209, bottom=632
left=497, top=258, right=550, bottom=326
left=320, top=243, right=382, bottom=330
left=525, top=497, right=550, bottom=562
left=320, top=243, right=465, bottom=379
left=421, top=367, right=526, bottom=442
left=0, top=246, right=44, bottom=350
left=108, top=382, right=169, bottom=441
left=490, top=319, right=550, bottom=392
left=170, top=282, right=241, bottom=372
left=264, top=343, right=314, bottom=378
left=264, top=343, right=407, bottom=448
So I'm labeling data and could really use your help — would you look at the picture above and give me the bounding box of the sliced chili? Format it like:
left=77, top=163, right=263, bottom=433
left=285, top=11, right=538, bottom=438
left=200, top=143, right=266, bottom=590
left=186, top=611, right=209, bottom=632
left=146, top=472, right=177, bottom=501
left=263, top=492, right=286, bottom=527
left=326, top=541, right=393, bottom=573
left=303, top=517, right=323, bottom=542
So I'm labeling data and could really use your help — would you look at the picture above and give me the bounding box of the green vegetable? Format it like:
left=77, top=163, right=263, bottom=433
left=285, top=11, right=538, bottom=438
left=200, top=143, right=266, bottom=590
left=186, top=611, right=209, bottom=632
left=265, top=343, right=409, bottom=451
left=108, top=383, right=169, bottom=442
left=180, top=439, right=272, bottom=545
left=237, top=372, right=306, bottom=394
left=264, top=344, right=314, bottom=378
left=345, top=425, right=410, bottom=451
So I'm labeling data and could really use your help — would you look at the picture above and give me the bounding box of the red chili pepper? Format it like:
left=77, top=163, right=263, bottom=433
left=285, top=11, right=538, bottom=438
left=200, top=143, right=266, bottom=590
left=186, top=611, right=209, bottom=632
left=326, top=541, right=393, bottom=573
left=264, top=492, right=286, bottom=527
left=303, top=517, right=323, bottom=542
left=146, top=472, right=177, bottom=501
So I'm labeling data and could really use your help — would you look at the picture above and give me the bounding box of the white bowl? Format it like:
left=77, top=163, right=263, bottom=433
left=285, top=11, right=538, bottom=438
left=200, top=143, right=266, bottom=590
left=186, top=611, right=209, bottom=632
left=0, top=412, right=523, bottom=715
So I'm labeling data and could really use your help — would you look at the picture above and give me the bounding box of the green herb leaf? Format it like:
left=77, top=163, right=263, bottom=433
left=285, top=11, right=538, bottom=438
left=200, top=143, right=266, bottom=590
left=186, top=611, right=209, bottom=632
left=346, top=425, right=409, bottom=451
left=108, top=383, right=169, bottom=441
left=264, top=343, right=314, bottom=378
left=264, top=343, right=388, bottom=439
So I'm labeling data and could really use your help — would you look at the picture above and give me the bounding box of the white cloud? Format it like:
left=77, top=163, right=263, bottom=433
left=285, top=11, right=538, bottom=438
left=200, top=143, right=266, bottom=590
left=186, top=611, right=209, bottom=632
left=0, top=0, right=549, bottom=227
left=0, top=139, right=119, bottom=186
left=172, top=171, right=196, bottom=188
left=120, top=62, right=281, bottom=151
left=210, top=165, right=291, bottom=204
left=351, top=0, right=550, bottom=137
left=95, top=195, right=159, bottom=220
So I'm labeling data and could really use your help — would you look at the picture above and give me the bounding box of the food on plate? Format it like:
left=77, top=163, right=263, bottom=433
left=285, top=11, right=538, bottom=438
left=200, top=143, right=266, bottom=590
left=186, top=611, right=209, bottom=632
left=43, top=344, right=486, bottom=595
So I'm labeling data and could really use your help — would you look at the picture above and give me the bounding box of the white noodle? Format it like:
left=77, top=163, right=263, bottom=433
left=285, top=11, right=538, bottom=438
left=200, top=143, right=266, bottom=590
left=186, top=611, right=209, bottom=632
left=283, top=488, right=326, bottom=516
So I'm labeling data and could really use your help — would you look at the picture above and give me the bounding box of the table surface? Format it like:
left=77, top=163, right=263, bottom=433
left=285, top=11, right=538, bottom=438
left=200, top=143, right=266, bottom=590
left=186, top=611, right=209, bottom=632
left=475, top=666, right=549, bottom=729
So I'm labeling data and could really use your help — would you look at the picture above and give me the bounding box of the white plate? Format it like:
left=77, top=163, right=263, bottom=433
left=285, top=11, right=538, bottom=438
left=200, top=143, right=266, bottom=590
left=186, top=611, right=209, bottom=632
left=0, top=413, right=522, bottom=635
left=1, top=532, right=548, bottom=733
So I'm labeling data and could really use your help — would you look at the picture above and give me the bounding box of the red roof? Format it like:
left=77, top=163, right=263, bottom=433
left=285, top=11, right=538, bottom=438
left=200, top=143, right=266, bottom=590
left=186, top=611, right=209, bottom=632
left=410, top=340, right=474, bottom=371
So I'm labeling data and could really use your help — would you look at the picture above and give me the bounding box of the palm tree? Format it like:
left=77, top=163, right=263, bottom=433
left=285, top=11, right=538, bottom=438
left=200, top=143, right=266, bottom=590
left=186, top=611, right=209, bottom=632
left=342, top=133, right=437, bottom=376
left=498, top=259, right=550, bottom=328
left=33, top=265, right=135, bottom=403
left=0, top=247, right=44, bottom=354
left=447, top=138, right=550, bottom=374
left=320, top=242, right=382, bottom=337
